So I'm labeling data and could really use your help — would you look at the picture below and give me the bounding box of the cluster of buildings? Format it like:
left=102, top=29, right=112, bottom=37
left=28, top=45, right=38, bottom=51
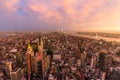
left=0, top=32, right=51, bottom=80
left=44, top=32, right=120, bottom=80
left=0, top=32, right=120, bottom=80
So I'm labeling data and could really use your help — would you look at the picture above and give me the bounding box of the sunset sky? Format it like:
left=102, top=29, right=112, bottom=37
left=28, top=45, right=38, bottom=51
left=0, top=0, right=120, bottom=32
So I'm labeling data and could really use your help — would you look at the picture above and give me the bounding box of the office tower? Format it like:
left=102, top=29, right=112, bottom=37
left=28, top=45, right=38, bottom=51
left=37, top=36, right=44, bottom=79
left=26, top=53, right=31, bottom=80
left=5, top=61, right=12, bottom=76
left=11, top=68, right=21, bottom=80
left=81, top=51, right=87, bottom=64
left=16, top=52, right=23, bottom=67
left=37, top=60, right=43, bottom=79
left=98, top=52, right=112, bottom=80
left=90, top=56, right=97, bottom=69
left=26, top=44, right=33, bottom=80
left=31, top=56, right=38, bottom=74
left=44, top=55, right=50, bottom=76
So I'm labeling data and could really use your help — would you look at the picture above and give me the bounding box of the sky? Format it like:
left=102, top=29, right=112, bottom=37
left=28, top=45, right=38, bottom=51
left=0, top=0, right=120, bottom=32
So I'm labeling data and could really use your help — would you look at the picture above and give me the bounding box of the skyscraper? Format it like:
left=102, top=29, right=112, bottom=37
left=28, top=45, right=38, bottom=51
left=98, top=52, right=112, bottom=80
left=36, top=36, right=44, bottom=79
left=26, top=44, right=33, bottom=80
left=11, top=68, right=21, bottom=80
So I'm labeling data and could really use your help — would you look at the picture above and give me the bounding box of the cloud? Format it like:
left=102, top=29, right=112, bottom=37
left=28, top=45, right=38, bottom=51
left=0, top=0, right=120, bottom=31
left=0, top=0, right=18, bottom=12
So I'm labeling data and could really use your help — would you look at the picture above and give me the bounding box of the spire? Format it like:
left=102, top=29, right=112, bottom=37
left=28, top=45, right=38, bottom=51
left=27, top=44, right=32, bottom=52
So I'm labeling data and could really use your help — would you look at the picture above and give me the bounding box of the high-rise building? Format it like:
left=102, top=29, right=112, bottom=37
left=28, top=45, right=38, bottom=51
left=44, top=55, right=50, bottom=76
left=11, top=68, right=21, bottom=80
left=98, top=52, right=112, bottom=80
left=26, top=36, right=46, bottom=80
left=31, top=56, right=38, bottom=74
left=37, top=60, right=43, bottom=79
left=5, top=61, right=12, bottom=76
left=16, top=52, right=23, bottom=67
left=90, top=56, right=97, bottom=69
left=26, top=44, right=33, bottom=80
left=81, top=51, right=87, bottom=64
left=36, top=36, right=44, bottom=79
left=98, top=53, right=111, bottom=72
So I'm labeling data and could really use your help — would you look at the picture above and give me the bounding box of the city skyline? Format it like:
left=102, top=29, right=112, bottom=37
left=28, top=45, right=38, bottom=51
left=0, top=0, right=120, bottom=32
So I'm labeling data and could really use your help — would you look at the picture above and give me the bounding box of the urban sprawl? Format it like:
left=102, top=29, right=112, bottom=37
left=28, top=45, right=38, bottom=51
left=0, top=32, right=120, bottom=80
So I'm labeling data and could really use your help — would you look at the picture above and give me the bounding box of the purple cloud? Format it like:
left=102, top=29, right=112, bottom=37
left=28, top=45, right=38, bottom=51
left=0, top=0, right=120, bottom=31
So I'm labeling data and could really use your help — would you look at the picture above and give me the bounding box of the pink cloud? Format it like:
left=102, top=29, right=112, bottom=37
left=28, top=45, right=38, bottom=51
left=27, top=0, right=63, bottom=23
left=68, top=0, right=120, bottom=27
left=62, top=0, right=78, bottom=15
left=0, top=0, right=120, bottom=31
left=80, top=0, right=104, bottom=17
left=0, top=0, right=18, bottom=12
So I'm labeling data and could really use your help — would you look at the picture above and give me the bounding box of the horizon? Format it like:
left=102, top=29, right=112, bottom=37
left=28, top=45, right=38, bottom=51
left=0, top=30, right=120, bottom=34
